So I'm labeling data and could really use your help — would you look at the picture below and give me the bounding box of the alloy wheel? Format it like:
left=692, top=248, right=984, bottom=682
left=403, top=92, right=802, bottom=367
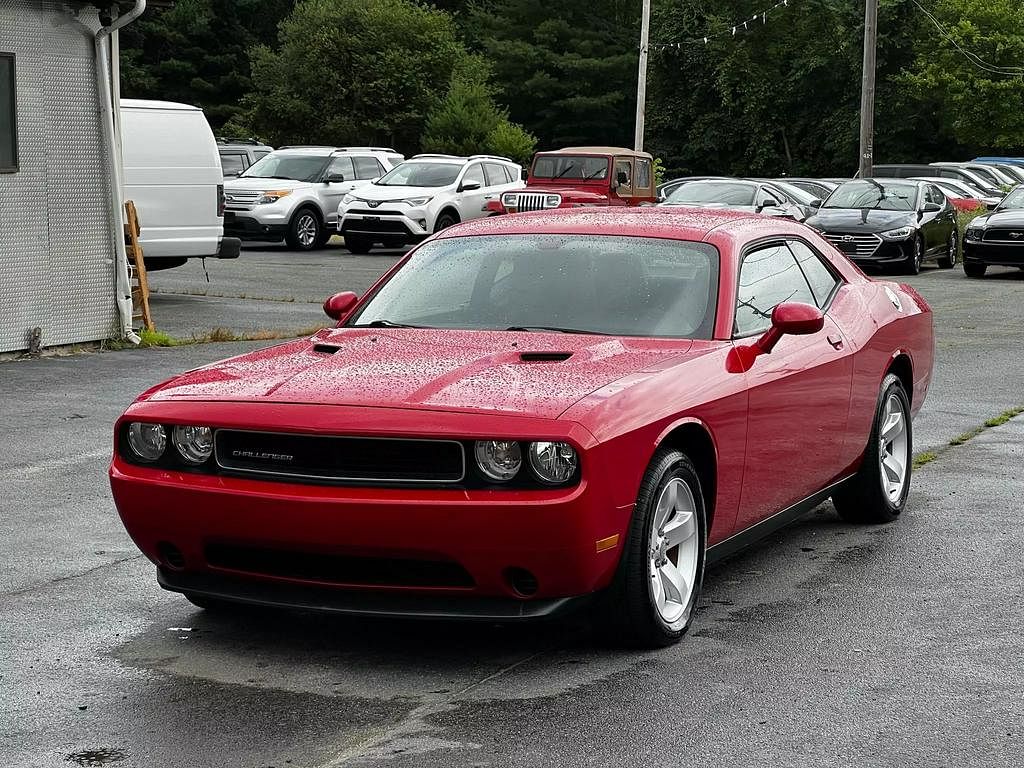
left=948, top=231, right=958, bottom=266
left=878, top=393, right=909, bottom=504
left=297, top=213, right=317, bottom=248
left=648, top=478, right=700, bottom=625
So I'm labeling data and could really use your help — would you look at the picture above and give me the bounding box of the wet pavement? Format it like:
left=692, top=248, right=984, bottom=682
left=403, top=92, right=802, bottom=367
left=2, top=255, right=1023, bottom=767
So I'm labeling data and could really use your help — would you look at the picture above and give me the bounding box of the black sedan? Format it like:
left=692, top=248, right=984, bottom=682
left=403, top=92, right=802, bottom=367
left=805, top=179, right=958, bottom=274
left=962, top=185, right=1024, bottom=277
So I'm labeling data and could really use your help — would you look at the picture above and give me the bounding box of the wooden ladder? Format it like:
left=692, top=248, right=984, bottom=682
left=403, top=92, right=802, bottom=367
left=124, top=200, right=154, bottom=332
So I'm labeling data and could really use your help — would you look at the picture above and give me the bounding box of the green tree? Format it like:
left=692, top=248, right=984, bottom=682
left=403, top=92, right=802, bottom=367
left=247, top=0, right=469, bottom=150
left=467, top=1, right=640, bottom=149
left=899, top=0, right=1024, bottom=151
left=120, top=0, right=294, bottom=130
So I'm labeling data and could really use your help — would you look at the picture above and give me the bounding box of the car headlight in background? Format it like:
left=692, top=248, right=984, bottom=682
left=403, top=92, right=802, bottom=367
left=400, top=196, right=433, bottom=206
left=544, top=194, right=562, bottom=208
left=501, top=192, right=519, bottom=207
left=341, top=193, right=357, bottom=204
left=528, top=441, right=579, bottom=485
left=879, top=226, right=916, bottom=240
left=172, top=425, right=214, bottom=465
left=126, top=422, right=167, bottom=463
left=256, top=190, right=292, bottom=205
left=474, top=440, right=522, bottom=482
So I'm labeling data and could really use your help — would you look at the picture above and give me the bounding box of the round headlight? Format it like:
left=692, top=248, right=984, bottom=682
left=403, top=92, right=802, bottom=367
left=126, top=422, right=166, bottom=462
left=172, top=425, right=214, bottom=465
left=528, top=441, right=578, bottom=485
left=474, top=440, right=522, bottom=482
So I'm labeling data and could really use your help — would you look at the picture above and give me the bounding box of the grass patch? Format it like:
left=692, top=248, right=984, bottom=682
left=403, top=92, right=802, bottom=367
left=913, top=405, right=1023, bottom=470
left=912, top=451, right=939, bottom=469
left=984, top=407, right=1024, bottom=428
left=105, top=324, right=328, bottom=350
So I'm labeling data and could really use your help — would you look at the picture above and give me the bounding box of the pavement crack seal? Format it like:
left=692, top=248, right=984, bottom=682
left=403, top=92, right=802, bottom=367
left=914, top=405, right=1024, bottom=469
left=3, top=554, right=144, bottom=599
left=318, top=646, right=557, bottom=767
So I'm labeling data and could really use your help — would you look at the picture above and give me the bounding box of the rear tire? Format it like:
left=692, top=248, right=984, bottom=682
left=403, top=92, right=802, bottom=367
left=598, top=449, right=707, bottom=648
left=832, top=373, right=912, bottom=524
left=344, top=235, right=373, bottom=254
left=285, top=208, right=322, bottom=251
left=964, top=261, right=987, bottom=278
left=936, top=230, right=958, bottom=268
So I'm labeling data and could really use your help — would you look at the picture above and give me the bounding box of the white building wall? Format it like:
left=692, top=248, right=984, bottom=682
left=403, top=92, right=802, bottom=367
left=0, top=0, right=118, bottom=353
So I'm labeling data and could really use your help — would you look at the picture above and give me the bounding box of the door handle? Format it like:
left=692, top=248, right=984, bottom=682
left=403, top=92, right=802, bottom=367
left=827, top=334, right=844, bottom=350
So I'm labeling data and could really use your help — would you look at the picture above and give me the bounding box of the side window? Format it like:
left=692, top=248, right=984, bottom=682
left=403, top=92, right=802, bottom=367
left=615, top=160, right=633, bottom=193
left=635, top=159, right=651, bottom=190
left=353, top=156, right=384, bottom=180
left=254, top=150, right=271, bottom=160
left=326, top=155, right=354, bottom=180
left=461, top=163, right=485, bottom=188
left=483, top=163, right=507, bottom=187
left=734, top=244, right=816, bottom=336
left=929, top=185, right=945, bottom=205
left=219, top=153, right=247, bottom=176
left=1, top=53, right=16, bottom=172
left=757, top=186, right=784, bottom=206
left=788, top=241, right=841, bottom=308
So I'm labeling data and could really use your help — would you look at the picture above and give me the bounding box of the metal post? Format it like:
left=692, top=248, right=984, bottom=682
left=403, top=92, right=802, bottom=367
left=858, top=0, right=878, bottom=178
left=634, top=0, right=651, bottom=151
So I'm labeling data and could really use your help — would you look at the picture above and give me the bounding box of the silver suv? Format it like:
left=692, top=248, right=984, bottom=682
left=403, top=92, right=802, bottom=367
left=224, top=146, right=405, bottom=250
left=217, top=137, right=274, bottom=178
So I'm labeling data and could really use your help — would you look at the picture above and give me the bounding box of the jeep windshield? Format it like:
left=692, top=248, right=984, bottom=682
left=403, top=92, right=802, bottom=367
left=240, top=153, right=331, bottom=182
left=376, top=162, right=462, bottom=187
left=823, top=180, right=917, bottom=211
left=531, top=156, right=609, bottom=180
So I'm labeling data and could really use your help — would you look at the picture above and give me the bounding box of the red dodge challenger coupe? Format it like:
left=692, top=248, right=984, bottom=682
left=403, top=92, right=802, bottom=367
left=110, top=208, right=934, bottom=647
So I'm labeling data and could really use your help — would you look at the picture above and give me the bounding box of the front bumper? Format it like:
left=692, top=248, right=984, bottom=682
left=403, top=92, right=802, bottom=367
left=224, top=213, right=288, bottom=241
left=842, top=239, right=915, bottom=265
left=339, top=209, right=430, bottom=242
left=963, top=240, right=1024, bottom=266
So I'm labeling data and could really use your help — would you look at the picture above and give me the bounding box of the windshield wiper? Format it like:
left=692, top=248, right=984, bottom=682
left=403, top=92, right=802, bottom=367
left=554, top=164, right=577, bottom=179
left=357, top=319, right=424, bottom=328
left=245, top=175, right=295, bottom=181
left=506, top=325, right=607, bottom=335
left=584, top=167, right=606, bottom=180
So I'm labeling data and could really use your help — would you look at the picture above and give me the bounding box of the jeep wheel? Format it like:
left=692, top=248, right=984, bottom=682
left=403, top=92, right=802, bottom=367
left=286, top=208, right=322, bottom=251
left=344, top=235, right=373, bottom=255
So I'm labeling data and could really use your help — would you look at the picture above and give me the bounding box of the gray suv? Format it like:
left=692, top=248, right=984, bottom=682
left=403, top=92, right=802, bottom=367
left=217, top=138, right=274, bottom=178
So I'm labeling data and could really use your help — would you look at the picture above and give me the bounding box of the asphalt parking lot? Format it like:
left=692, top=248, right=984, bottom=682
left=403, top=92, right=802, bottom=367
left=2, top=246, right=1023, bottom=767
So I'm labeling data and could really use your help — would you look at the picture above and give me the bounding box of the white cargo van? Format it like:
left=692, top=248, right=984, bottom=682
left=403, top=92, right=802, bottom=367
left=120, top=99, right=240, bottom=269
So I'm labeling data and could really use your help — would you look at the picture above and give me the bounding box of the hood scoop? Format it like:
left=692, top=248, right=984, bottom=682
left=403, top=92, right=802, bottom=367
left=518, top=351, right=573, bottom=363
left=313, top=342, right=342, bottom=355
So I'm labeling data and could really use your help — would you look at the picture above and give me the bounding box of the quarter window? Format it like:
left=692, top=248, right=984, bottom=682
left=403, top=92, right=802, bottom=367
left=353, top=156, right=384, bottom=180
left=1, top=53, right=16, bottom=173
left=788, top=240, right=841, bottom=307
left=484, top=163, right=509, bottom=187
left=735, top=244, right=816, bottom=336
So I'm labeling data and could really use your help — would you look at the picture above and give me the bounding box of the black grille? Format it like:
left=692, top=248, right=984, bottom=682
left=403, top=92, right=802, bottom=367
left=983, top=228, right=1024, bottom=243
left=205, top=543, right=475, bottom=588
left=340, top=219, right=411, bottom=235
left=214, top=430, right=465, bottom=484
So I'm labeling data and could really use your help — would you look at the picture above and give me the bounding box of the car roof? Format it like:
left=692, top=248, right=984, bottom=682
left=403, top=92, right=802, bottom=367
left=434, top=206, right=808, bottom=243
left=539, top=146, right=653, bottom=160
left=121, top=98, right=201, bottom=112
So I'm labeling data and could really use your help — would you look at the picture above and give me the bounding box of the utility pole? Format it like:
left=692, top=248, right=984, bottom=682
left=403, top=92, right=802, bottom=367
left=634, top=0, right=651, bottom=151
left=858, top=0, right=878, bottom=178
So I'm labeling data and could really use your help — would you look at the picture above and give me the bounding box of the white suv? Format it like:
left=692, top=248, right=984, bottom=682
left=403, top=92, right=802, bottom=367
left=337, top=154, right=525, bottom=253
left=224, top=146, right=405, bottom=250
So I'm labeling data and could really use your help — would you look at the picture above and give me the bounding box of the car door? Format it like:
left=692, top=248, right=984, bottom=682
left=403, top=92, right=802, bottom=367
left=321, top=156, right=357, bottom=224
left=456, top=163, right=489, bottom=222
left=733, top=241, right=853, bottom=532
left=918, top=185, right=947, bottom=254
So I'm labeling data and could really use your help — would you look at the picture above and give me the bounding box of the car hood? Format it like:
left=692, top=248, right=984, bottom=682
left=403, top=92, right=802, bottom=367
left=352, top=184, right=445, bottom=201
left=805, top=208, right=915, bottom=233
left=976, top=209, right=1024, bottom=228
left=225, top=177, right=312, bottom=193
left=142, top=329, right=698, bottom=420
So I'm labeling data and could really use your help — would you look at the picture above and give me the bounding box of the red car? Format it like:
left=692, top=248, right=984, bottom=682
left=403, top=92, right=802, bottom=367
left=110, top=208, right=934, bottom=647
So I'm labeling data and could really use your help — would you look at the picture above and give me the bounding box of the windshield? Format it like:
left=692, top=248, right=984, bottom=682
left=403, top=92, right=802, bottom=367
left=348, top=235, right=719, bottom=339
left=997, top=187, right=1024, bottom=210
left=665, top=181, right=756, bottom=206
left=376, top=162, right=462, bottom=187
left=241, top=153, right=329, bottom=182
left=530, top=155, right=609, bottom=180
left=823, top=181, right=917, bottom=211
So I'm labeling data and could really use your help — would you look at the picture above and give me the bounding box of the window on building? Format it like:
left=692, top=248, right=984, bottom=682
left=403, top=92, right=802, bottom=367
left=0, top=54, right=16, bottom=173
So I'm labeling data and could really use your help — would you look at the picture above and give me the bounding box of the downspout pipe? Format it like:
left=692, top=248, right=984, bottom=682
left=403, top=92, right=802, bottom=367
left=82, top=1, right=147, bottom=344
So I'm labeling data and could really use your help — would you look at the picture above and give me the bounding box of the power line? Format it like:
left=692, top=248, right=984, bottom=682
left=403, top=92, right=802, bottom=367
left=912, top=0, right=1024, bottom=76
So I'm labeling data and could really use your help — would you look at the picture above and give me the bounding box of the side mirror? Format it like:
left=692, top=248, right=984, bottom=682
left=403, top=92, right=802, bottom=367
left=460, top=180, right=482, bottom=192
left=756, top=302, right=824, bottom=354
left=326, top=173, right=346, bottom=184
left=323, top=291, right=359, bottom=321
left=756, top=198, right=780, bottom=212
left=986, top=202, right=997, bottom=210
left=922, top=202, right=942, bottom=213
left=809, top=198, right=823, bottom=209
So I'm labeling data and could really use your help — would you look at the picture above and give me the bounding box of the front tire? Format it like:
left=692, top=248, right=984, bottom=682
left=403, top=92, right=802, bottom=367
left=599, top=449, right=707, bottom=648
left=434, top=211, right=458, bottom=233
left=285, top=208, right=322, bottom=251
left=904, top=236, right=924, bottom=275
left=344, top=235, right=373, bottom=254
left=832, top=373, right=912, bottom=524
left=936, top=229, right=958, bottom=268
left=964, top=261, right=987, bottom=278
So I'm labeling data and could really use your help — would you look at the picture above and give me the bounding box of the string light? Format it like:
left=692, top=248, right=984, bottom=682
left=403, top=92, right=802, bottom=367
left=648, top=0, right=796, bottom=51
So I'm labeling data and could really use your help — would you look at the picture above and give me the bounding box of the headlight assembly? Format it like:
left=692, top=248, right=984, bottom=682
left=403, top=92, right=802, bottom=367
left=474, top=440, right=522, bottom=482
left=256, top=190, right=292, bottom=205
left=126, top=422, right=167, bottom=462
left=400, top=196, right=433, bottom=206
left=528, top=441, right=579, bottom=485
left=879, top=226, right=915, bottom=240
left=965, top=226, right=985, bottom=240
left=172, top=425, right=214, bottom=465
